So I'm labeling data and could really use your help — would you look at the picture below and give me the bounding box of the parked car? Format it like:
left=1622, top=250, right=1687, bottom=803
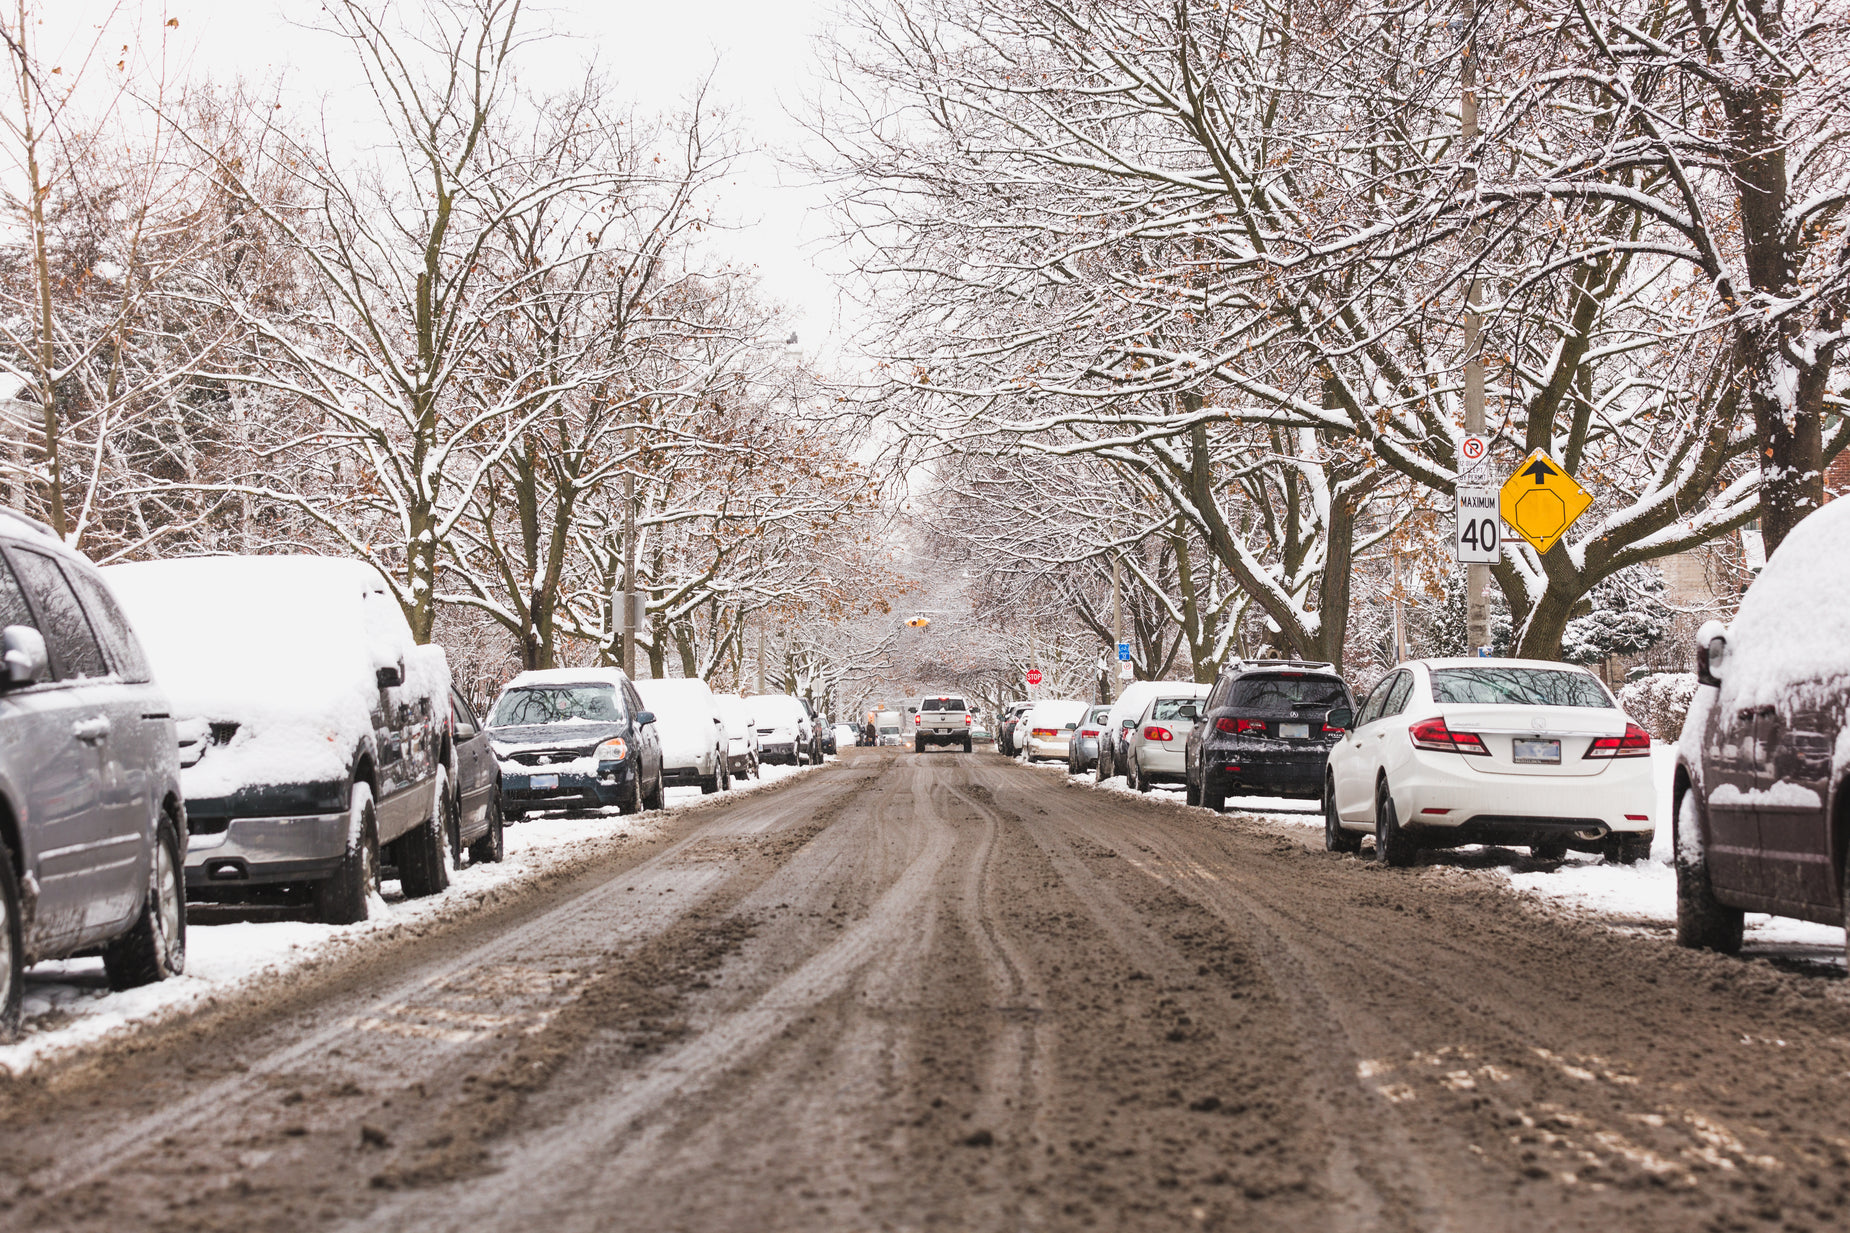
left=487, top=668, right=664, bottom=818
left=1020, top=699, right=1088, bottom=762
left=0, top=513, right=187, bottom=1033
left=748, top=693, right=815, bottom=765
left=1068, top=704, right=1114, bottom=774
left=635, top=678, right=731, bottom=794
left=799, top=697, right=827, bottom=764
left=1674, top=498, right=1849, bottom=960
left=441, top=686, right=504, bottom=865
left=1185, top=661, right=1353, bottom=811
left=1324, top=659, right=1653, bottom=866
left=997, top=701, right=1034, bottom=755
left=110, top=555, right=451, bottom=926
left=1125, top=687, right=1212, bottom=791
left=1095, top=680, right=1169, bottom=781
left=820, top=717, right=839, bottom=756
left=714, top=693, right=762, bottom=780
left=831, top=722, right=858, bottom=752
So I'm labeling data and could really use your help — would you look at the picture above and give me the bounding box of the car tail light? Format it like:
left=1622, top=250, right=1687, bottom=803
left=1237, top=718, right=1266, bottom=734
left=1584, top=723, right=1652, bottom=759
left=1032, top=727, right=1057, bottom=737
left=1143, top=725, right=1174, bottom=742
left=1080, top=728, right=1100, bottom=737
left=1408, top=717, right=1490, bottom=756
left=964, top=714, right=973, bottom=726
left=913, top=714, right=921, bottom=725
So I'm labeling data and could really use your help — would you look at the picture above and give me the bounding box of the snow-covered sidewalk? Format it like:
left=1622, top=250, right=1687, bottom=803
left=1, top=760, right=821, bottom=1075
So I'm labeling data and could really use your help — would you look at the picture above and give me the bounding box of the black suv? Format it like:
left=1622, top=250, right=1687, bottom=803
left=1184, top=661, right=1355, bottom=810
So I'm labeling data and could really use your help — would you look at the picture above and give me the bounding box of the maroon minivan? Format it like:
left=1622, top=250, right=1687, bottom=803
left=1673, top=499, right=1849, bottom=962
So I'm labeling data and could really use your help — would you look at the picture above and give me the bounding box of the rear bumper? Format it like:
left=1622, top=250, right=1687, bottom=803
left=1025, top=735, right=1073, bottom=759
left=917, top=728, right=968, bottom=745
left=1205, top=752, right=1327, bottom=800
left=185, top=811, right=350, bottom=889
left=1339, top=750, right=1655, bottom=839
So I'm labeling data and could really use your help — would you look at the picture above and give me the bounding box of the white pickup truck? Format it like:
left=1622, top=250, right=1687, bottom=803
left=913, top=695, right=974, bottom=753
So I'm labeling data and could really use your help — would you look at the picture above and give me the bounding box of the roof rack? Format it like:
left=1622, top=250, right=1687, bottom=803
left=1227, top=658, right=1337, bottom=672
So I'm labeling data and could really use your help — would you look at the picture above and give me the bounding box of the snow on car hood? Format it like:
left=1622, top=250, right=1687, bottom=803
left=1718, top=499, right=1850, bottom=716
left=105, top=556, right=448, bottom=799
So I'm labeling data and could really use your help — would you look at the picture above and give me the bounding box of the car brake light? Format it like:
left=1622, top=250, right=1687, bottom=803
left=1032, top=727, right=1057, bottom=737
left=1237, top=718, right=1265, bottom=733
left=964, top=714, right=973, bottom=725
left=1584, top=723, right=1652, bottom=759
left=913, top=714, right=921, bottom=725
left=1080, top=728, right=1100, bottom=737
left=1143, top=725, right=1174, bottom=742
left=1408, top=717, right=1490, bottom=755
left=1322, top=723, right=1346, bottom=734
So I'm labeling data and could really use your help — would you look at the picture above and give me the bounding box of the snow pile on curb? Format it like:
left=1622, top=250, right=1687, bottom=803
left=0, top=760, right=821, bottom=1075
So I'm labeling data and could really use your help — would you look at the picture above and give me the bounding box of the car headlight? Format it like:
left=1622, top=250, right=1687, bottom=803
left=597, top=737, right=629, bottom=762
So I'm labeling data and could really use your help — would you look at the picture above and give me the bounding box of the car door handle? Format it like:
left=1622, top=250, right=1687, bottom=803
left=73, top=716, right=112, bottom=743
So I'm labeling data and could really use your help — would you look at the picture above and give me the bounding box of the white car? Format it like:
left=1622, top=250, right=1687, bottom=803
left=1123, top=686, right=1212, bottom=792
left=634, top=678, right=730, bottom=794
left=1020, top=699, right=1089, bottom=762
left=1096, top=680, right=1169, bottom=780
left=747, top=693, right=814, bottom=765
left=713, top=693, right=761, bottom=780
left=832, top=722, right=858, bottom=750
left=1324, top=658, right=1655, bottom=866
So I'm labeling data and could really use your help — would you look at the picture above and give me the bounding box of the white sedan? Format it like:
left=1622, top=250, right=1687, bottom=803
left=1324, top=659, right=1655, bottom=866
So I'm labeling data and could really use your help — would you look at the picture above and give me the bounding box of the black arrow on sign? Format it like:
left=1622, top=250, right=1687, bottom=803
left=1521, top=458, right=1557, bottom=485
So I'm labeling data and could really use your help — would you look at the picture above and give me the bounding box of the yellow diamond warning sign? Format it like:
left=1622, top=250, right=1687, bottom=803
left=1497, top=450, right=1591, bottom=555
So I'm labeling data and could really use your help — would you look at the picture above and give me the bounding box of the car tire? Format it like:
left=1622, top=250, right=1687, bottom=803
left=1135, top=759, right=1152, bottom=793
left=701, top=768, right=721, bottom=795
left=1324, top=778, right=1362, bottom=854
left=1602, top=832, right=1651, bottom=865
left=1674, top=789, right=1743, bottom=954
left=316, top=783, right=380, bottom=925
left=964, top=736, right=973, bottom=754
left=1096, top=746, right=1110, bottom=782
left=1374, top=780, right=1416, bottom=868
left=1530, top=841, right=1568, bottom=863
left=396, top=775, right=453, bottom=899
left=469, top=792, right=506, bottom=864
left=620, top=763, right=646, bottom=814
left=0, top=841, right=20, bottom=1041
left=1200, top=771, right=1226, bottom=812
left=103, top=812, right=187, bottom=991
left=914, top=736, right=925, bottom=754
left=643, top=768, right=666, bottom=811
left=504, top=808, right=527, bottom=824
left=1184, top=768, right=1201, bottom=807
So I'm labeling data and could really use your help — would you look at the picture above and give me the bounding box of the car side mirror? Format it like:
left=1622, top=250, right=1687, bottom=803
left=1695, top=620, right=1727, bottom=687
left=376, top=662, right=404, bottom=689
left=1, top=625, right=47, bottom=688
left=1327, top=707, right=1354, bottom=730
left=635, top=710, right=656, bottom=726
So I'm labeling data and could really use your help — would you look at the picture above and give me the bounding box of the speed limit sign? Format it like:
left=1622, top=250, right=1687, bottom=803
left=1455, top=487, right=1500, bottom=563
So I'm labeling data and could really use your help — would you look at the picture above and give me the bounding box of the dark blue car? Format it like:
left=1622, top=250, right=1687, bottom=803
left=487, top=669, right=664, bottom=818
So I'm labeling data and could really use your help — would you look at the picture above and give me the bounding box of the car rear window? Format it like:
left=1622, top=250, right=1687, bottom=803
left=1227, top=674, right=1347, bottom=709
left=492, top=684, right=622, bottom=726
left=1430, top=667, right=1611, bottom=708
left=1149, top=697, right=1202, bottom=722
left=922, top=697, right=966, bottom=711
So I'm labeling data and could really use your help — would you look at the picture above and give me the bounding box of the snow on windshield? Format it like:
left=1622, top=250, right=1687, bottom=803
left=1431, top=667, right=1610, bottom=708
left=491, top=685, right=621, bottom=727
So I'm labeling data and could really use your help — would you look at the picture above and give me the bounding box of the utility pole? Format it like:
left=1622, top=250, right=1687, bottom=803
left=1111, top=557, right=1123, bottom=700
left=755, top=615, right=765, bottom=696
left=1461, top=0, right=1491, bottom=656
left=620, top=433, right=639, bottom=678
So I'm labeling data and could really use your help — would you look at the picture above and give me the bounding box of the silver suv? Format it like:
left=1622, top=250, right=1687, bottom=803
left=0, top=513, right=186, bottom=1037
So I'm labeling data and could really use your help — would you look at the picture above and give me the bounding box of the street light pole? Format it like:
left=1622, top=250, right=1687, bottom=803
left=1111, top=556, right=1123, bottom=700
left=1462, top=0, right=1491, bottom=655
left=621, top=437, right=638, bottom=678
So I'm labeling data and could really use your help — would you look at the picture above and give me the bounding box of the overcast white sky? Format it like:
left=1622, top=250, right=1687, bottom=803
left=43, top=0, right=852, bottom=352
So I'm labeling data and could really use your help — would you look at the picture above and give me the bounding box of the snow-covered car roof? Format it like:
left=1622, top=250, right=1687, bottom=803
left=635, top=677, right=716, bottom=701
left=745, top=693, right=809, bottom=718
left=501, top=666, right=633, bottom=692
left=1025, top=699, right=1089, bottom=722
left=1717, top=497, right=1850, bottom=713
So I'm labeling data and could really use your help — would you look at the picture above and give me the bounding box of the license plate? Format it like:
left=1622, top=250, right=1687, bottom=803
left=530, top=773, right=559, bottom=789
left=1280, top=723, right=1309, bottom=739
left=1512, top=739, right=1561, bottom=765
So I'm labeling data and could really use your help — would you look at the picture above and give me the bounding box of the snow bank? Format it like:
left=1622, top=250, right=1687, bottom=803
left=0, top=758, right=823, bottom=1074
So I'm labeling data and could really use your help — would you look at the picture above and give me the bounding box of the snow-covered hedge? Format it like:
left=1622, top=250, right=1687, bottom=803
left=1618, top=672, right=1699, bottom=743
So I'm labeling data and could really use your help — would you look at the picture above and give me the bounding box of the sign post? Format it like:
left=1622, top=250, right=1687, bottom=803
left=1497, top=449, right=1592, bottom=555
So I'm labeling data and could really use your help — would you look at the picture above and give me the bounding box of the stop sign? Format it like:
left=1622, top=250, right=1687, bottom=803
left=1026, top=668, right=1043, bottom=685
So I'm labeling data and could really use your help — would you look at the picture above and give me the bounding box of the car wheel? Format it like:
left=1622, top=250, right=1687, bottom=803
left=1201, top=775, right=1226, bottom=811
left=0, top=841, right=20, bottom=1040
left=1096, top=746, right=1110, bottom=782
left=1323, top=777, right=1361, bottom=854
left=1184, top=767, right=1201, bottom=807
left=469, top=791, right=506, bottom=864
left=102, top=812, right=187, bottom=991
left=1135, top=758, right=1152, bottom=793
left=643, top=768, right=666, bottom=810
left=1601, top=832, right=1651, bottom=865
left=1530, top=841, right=1568, bottom=863
left=316, top=783, right=380, bottom=924
left=620, top=762, right=647, bottom=813
left=1373, top=780, right=1416, bottom=868
left=1674, top=789, right=1743, bottom=954
left=701, top=766, right=721, bottom=795
left=396, top=774, right=453, bottom=899
left=914, top=736, right=925, bottom=754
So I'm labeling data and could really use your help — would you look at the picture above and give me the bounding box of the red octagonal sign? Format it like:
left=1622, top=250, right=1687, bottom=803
left=1026, top=668, right=1043, bottom=685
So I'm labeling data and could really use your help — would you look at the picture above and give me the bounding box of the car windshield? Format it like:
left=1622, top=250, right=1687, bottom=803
left=1087, top=706, right=1112, bottom=723
left=1228, top=675, right=1347, bottom=709
left=1430, top=667, right=1611, bottom=708
left=491, top=684, right=622, bottom=726
left=1149, top=697, right=1201, bottom=722
left=922, top=697, right=966, bottom=711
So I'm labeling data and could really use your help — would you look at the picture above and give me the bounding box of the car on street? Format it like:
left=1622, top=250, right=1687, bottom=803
left=1019, top=699, right=1088, bottom=762
left=832, top=722, right=858, bottom=752
left=714, top=693, right=762, bottom=780
left=996, top=701, right=1034, bottom=755
left=0, top=513, right=187, bottom=1034
left=1673, top=498, right=1849, bottom=962
left=873, top=711, right=905, bottom=746
left=913, top=694, right=974, bottom=752
left=1124, top=688, right=1211, bottom=792
left=748, top=693, right=816, bottom=765
left=441, top=686, right=504, bottom=865
left=110, top=554, right=452, bottom=926
left=635, top=678, right=731, bottom=794
left=1184, top=661, right=1353, bottom=810
left=1324, top=659, right=1653, bottom=867
left=487, top=668, right=664, bottom=819
left=1068, top=704, right=1113, bottom=774
left=1095, top=680, right=1169, bottom=782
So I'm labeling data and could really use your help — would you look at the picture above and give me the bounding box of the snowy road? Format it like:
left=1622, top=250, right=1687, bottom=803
left=3, top=748, right=1849, bottom=1231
